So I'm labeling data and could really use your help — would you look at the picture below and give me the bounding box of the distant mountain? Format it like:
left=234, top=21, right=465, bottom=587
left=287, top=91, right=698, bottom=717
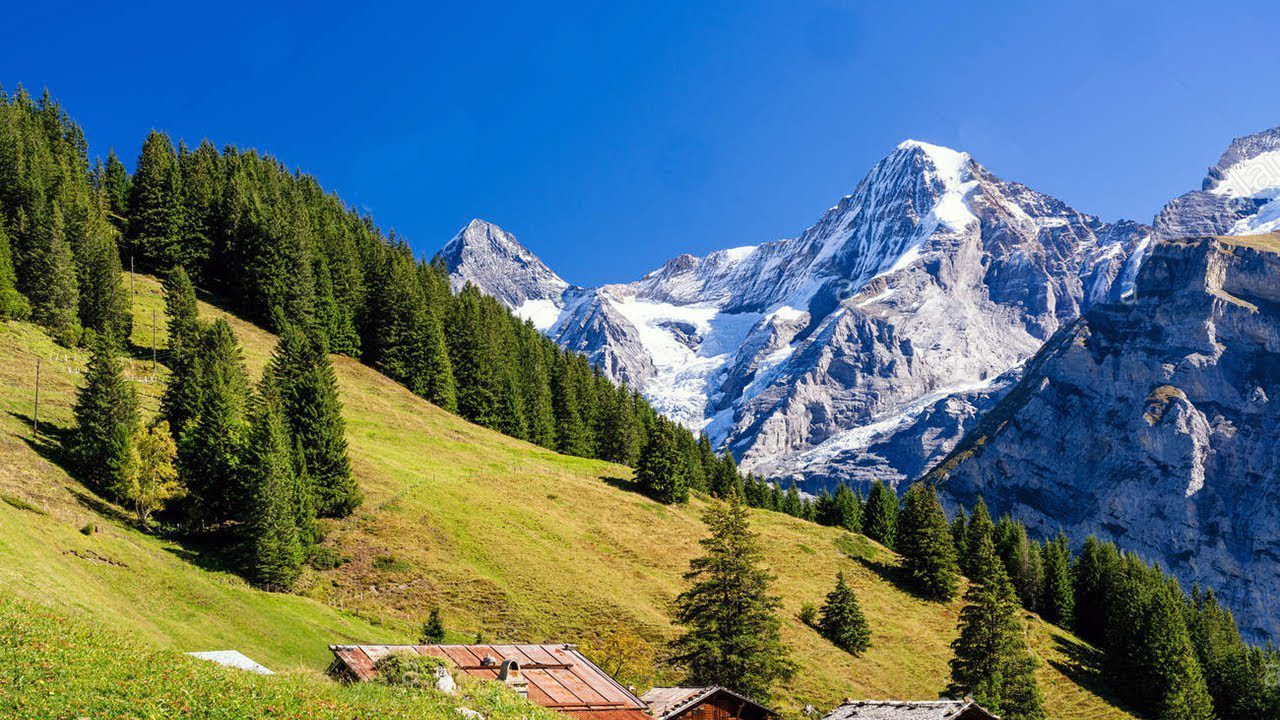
left=927, top=233, right=1280, bottom=640
left=1155, top=126, right=1280, bottom=238
left=444, top=141, right=1150, bottom=488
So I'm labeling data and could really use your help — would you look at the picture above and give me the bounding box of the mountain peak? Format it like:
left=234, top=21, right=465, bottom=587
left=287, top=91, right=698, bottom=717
left=440, top=219, right=569, bottom=323
left=1204, top=125, right=1280, bottom=198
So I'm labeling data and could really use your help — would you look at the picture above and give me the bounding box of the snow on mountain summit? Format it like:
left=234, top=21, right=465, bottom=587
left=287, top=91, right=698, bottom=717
left=1155, top=125, right=1280, bottom=238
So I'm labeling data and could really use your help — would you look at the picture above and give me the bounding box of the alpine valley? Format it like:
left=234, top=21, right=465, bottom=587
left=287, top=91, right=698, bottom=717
left=443, top=129, right=1280, bottom=640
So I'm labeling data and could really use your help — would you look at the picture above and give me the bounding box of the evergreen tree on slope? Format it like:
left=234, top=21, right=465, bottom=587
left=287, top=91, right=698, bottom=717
left=670, top=496, right=795, bottom=702
left=949, top=535, right=1045, bottom=720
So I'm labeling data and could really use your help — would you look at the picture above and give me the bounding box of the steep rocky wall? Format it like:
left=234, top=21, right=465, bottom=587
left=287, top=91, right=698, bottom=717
left=929, top=235, right=1280, bottom=640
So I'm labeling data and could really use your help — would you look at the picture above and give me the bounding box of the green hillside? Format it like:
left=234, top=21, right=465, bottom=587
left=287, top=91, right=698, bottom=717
left=0, top=273, right=1137, bottom=719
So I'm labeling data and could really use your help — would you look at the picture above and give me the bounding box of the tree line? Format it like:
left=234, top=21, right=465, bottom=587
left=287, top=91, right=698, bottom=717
left=1, top=84, right=724, bottom=487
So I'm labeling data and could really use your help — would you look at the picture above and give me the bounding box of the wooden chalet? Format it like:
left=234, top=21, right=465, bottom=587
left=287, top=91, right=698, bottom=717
left=821, top=699, right=999, bottom=720
left=641, top=686, right=776, bottom=720
left=328, top=643, right=650, bottom=720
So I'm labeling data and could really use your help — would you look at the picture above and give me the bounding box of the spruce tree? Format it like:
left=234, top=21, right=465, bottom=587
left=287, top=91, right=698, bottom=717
left=1143, top=581, right=1215, bottom=720
left=670, top=496, right=795, bottom=702
left=996, top=516, right=1044, bottom=612
left=415, top=305, right=457, bottom=411
left=710, top=451, right=742, bottom=499
left=29, top=203, right=79, bottom=341
left=949, top=535, right=1046, bottom=720
left=1039, top=532, right=1074, bottom=628
left=635, top=418, right=688, bottom=504
left=126, top=130, right=184, bottom=270
left=72, top=335, right=139, bottom=491
left=420, top=608, right=446, bottom=644
left=863, top=480, right=898, bottom=548
left=896, top=482, right=960, bottom=601
left=1071, top=536, right=1117, bottom=644
left=240, top=388, right=305, bottom=590
left=832, top=483, right=863, bottom=533
left=818, top=571, right=871, bottom=655
left=163, top=266, right=200, bottom=363
left=551, top=350, right=590, bottom=456
left=0, top=220, right=30, bottom=319
left=964, top=497, right=995, bottom=576
left=265, top=324, right=359, bottom=518
left=76, top=227, right=131, bottom=344
left=783, top=481, right=803, bottom=517
left=951, top=509, right=967, bottom=560
left=102, top=149, right=130, bottom=230
left=176, top=320, right=250, bottom=528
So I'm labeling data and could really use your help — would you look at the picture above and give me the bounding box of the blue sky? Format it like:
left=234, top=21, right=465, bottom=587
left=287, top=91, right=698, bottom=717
left=4, top=1, right=1278, bottom=285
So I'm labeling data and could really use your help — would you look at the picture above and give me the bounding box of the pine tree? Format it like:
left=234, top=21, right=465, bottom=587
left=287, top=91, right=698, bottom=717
left=863, top=480, right=898, bottom=548
left=0, top=220, right=30, bottom=319
left=896, top=482, right=960, bottom=601
left=949, top=535, right=1046, bottom=720
left=265, top=324, right=359, bottom=518
left=597, top=381, right=641, bottom=465
left=818, top=571, right=871, bottom=655
left=420, top=608, right=446, bottom=644
left=72, top=335, right=139, bottom=491
left=1039, top=532, right=1074, bottom=628
left=670, top=496, right=795, bottom=702
left=240, top=388, right=305, bottom=590
left=635, top=418, right=688, bottom=504
left=832, top=483, right=863, bottom=533
left=415, top=304, right=457, bottom=411
left=964, top=497, right=995, bottom=576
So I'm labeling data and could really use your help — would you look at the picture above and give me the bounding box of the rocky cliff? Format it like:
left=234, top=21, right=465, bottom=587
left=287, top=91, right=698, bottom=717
left=928, top=234, right=1280, bottom=640
left=444, top=142, right=1150, bottom=489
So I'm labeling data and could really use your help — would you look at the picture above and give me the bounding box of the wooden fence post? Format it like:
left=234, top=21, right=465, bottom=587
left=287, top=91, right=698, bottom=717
left=33, top=357, right=41, bottom=435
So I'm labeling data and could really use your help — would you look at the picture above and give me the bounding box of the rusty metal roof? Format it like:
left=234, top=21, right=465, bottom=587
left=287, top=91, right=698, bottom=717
left=329, top=643, right=649, bottom=720
left=640, top=686, right=775, bottom=720
left=822, top=700, right=999, bottom=720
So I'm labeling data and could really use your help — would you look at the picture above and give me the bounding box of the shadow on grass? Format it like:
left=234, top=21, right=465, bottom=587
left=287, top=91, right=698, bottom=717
left=599, top=475, right=638, bottom=493
left=8, top=409, right=241, bottom=575
left=1046, top=634, right=1137, bottom=713
left=849, top=553, right=914, bottom=594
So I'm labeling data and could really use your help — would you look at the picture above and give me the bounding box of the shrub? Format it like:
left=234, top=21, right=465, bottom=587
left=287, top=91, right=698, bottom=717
left=374, top=652, right=450, bottom=688
left=798, top=602, right=818, bottom=627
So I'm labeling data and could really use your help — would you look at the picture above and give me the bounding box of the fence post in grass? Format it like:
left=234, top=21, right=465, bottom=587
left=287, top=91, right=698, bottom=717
left=152, top=308, right=157, bottom=374
left=33, top=356, right=40, bottom=435
left=130, top=256, right=135, bottom=304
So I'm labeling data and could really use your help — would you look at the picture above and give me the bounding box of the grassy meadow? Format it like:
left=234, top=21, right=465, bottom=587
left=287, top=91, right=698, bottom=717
left=0, top=273, right=1138, bottom=719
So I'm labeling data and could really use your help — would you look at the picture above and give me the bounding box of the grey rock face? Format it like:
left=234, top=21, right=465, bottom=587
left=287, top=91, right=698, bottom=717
left=928, top=235, right=1280, bottom=640
left=440, top=219, right=572, bottom=328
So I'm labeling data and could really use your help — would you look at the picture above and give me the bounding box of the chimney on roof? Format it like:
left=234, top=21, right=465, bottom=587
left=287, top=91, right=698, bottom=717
left=497, top=659, right=529, bottom=698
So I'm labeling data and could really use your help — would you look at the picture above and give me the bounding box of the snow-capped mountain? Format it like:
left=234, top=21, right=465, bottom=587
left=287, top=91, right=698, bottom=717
left=443, top=141, right=1150, bottom=488
left=440, top=219, right=573, bottom=331
left=1155, top=126, right=1280, bottom=239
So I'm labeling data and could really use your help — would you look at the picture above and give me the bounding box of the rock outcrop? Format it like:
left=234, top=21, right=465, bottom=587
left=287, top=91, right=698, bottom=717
left=928, top=234, right=1280, bottom=640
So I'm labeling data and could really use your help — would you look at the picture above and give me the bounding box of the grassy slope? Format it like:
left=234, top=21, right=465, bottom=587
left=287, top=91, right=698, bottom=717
left=0, top=598, right=561, bottom=720
left=0, top=274, right=1136, bottom=719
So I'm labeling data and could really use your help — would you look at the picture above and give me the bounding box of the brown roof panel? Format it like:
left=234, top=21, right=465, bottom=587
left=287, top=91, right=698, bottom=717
left=329, top=643, right=648, bottom=718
